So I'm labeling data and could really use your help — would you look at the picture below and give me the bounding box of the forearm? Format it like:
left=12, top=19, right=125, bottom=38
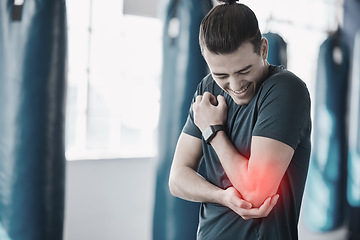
left=169, top=132, right=226, bottom=205
left=169, top=128, right=279, bottom=219
left=169, top=166, right=282, bottom=221
left=169, top=166, right=225, bottom=204
left=210, top=131, right=276, bottom=207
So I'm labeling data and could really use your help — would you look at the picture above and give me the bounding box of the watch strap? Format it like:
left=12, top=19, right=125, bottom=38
left=204, top=124, right=226, bottom=144
left=212, top=124, right=226, bottom=133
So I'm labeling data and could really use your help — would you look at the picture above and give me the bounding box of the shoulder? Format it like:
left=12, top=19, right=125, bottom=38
left=264, top=66, right=306, bottom=89
left=197, top=73, right=223, bottom=96
left=260, top=66, right=310, bottom=102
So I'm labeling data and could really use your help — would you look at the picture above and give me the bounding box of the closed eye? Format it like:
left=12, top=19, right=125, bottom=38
left=237, top=70, right=250, bottom=75
left=236, top=65, right=252, bottom=75
left=213, top=74, right=228, bottom=80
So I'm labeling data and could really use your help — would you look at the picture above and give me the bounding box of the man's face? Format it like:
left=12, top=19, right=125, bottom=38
left=203, top=39, right=269, bottom=106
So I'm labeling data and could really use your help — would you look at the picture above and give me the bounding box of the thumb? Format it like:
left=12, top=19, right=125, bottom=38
left=240, top=199, right=252, bottom=209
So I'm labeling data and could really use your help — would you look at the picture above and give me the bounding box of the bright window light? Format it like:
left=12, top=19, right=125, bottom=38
left=65, top=0, right=162, bottom=160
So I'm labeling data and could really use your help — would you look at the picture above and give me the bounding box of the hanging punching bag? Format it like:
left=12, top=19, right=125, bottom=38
left=347, top=29, right=360, bottom=207
left=0, top=1, right=67, bottom=240
left=263, top=32, right=287, bottom=68
left=303, top=32, right=349, bottom=231
left=152, top=0, right=211, bottom=239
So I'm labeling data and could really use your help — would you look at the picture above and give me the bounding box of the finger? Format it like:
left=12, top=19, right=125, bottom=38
left=229, top=195, right=252, bottom=209
left=267, top=194, right=279, bottom=213
left=203, top=92, right=216, bottom=104
left=263, top=194, right=279, bottom=217
left=270, top=194, right=280, bottom=206
left=193, top=96, right=202, bottom=111
left=258, top=197, right=272, bottom=215
left=237, top=208, right=259, bottom=220
left=260, top=197, right=272, bottom=209
left=228, top=188, right=252, bottom=209
left=209, top=94, right=218, bottom=106
left=240, top=197, right=271, bottom=219
left=217, top=95, right=226, bottom=107
left=194, top=95, right=203, bottom=108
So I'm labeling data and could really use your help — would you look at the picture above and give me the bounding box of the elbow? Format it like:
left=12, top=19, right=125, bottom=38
left=168, top=177, right=175, bottom=196
left=243, top=191, right=266, bottom=208
left=168, top=172, right=179, bottom=197
left=235, top=171, right=278, bottom=208
left=236, top=183, right=271, bottom=208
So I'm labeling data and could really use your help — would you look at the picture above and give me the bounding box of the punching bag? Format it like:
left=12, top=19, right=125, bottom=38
left=347, top=29, right=360, bottom=207
left=303, top=32, right=349, bottom=231
left=0, top=1, right=67, bottom=240
left=152, top=0, right=211, bottom=239
left=263, top=32, right=287, bottom=68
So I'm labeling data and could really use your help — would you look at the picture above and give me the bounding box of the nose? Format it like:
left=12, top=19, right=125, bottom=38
left=228, top=75, right=243, bottom=91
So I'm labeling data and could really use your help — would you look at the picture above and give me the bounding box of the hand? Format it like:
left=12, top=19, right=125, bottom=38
left=223, top=187, right=279, bottom=220
left=193, top=92, right=227, bottom=132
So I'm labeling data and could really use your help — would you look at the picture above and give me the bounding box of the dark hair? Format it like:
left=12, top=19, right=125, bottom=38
left=199, top=2, right=262, bottom=55
left=219, top=0, right=237, bottom=4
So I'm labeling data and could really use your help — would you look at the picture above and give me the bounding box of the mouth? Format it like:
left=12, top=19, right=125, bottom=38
left=229, top=83, right=252, bottom=95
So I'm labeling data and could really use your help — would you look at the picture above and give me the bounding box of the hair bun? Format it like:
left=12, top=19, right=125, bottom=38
left=219, top=0, right=237, bottom=4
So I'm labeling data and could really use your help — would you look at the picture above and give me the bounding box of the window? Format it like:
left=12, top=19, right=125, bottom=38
left=66, top=0, right=339, bottom=160
left=65, top=0, right=162, bottom=160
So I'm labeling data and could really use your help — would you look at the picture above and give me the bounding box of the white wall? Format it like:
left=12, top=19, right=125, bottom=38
left=64, top=158, right=156, bottom=240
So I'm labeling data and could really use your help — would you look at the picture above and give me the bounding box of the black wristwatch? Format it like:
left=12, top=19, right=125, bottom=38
left=203, top=125, right=226, bottom=144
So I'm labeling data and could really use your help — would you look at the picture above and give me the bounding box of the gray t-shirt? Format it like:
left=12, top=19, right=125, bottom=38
left=183, top=65, right=311, bottom=240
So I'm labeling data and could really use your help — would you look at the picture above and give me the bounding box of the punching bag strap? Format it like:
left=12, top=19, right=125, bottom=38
left=12, top=0, right=24, bottom=21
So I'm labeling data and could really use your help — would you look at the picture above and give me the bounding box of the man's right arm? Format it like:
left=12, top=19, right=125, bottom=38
left=169, top=132, right=278, bottom=219
left=169, top=132, right=226, bottom=203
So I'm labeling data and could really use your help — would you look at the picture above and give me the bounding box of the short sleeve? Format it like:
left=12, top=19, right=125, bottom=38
left=253, top=73, right=311, bottom=150
left=182, top=74, right=214, bottom=139
left=182, top=107, right=202, bottom=139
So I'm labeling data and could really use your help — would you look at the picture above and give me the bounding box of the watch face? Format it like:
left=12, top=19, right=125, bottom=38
left=203, top=126, right=214, bottom=142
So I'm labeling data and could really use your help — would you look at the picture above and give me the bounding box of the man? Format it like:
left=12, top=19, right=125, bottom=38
left=169, top=1, right=311, bottom=239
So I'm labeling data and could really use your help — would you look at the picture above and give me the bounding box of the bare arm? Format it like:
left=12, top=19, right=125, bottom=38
left=211, top=132, right=293, bottom=207
left=193, top=92, right=292, bottom=207
left=169, top=132, right=224, bottom=203
left=169, top=131, right=279, bottom=219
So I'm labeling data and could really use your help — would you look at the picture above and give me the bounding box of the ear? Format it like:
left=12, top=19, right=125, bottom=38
left=261, top=37, right=268, bottom=60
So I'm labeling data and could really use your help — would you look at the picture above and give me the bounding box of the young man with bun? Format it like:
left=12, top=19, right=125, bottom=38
left=169, top=1, right=311, bottom=239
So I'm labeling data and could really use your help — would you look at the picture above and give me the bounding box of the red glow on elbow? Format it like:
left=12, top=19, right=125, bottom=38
left=239, top=164, right=282, bottom=208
